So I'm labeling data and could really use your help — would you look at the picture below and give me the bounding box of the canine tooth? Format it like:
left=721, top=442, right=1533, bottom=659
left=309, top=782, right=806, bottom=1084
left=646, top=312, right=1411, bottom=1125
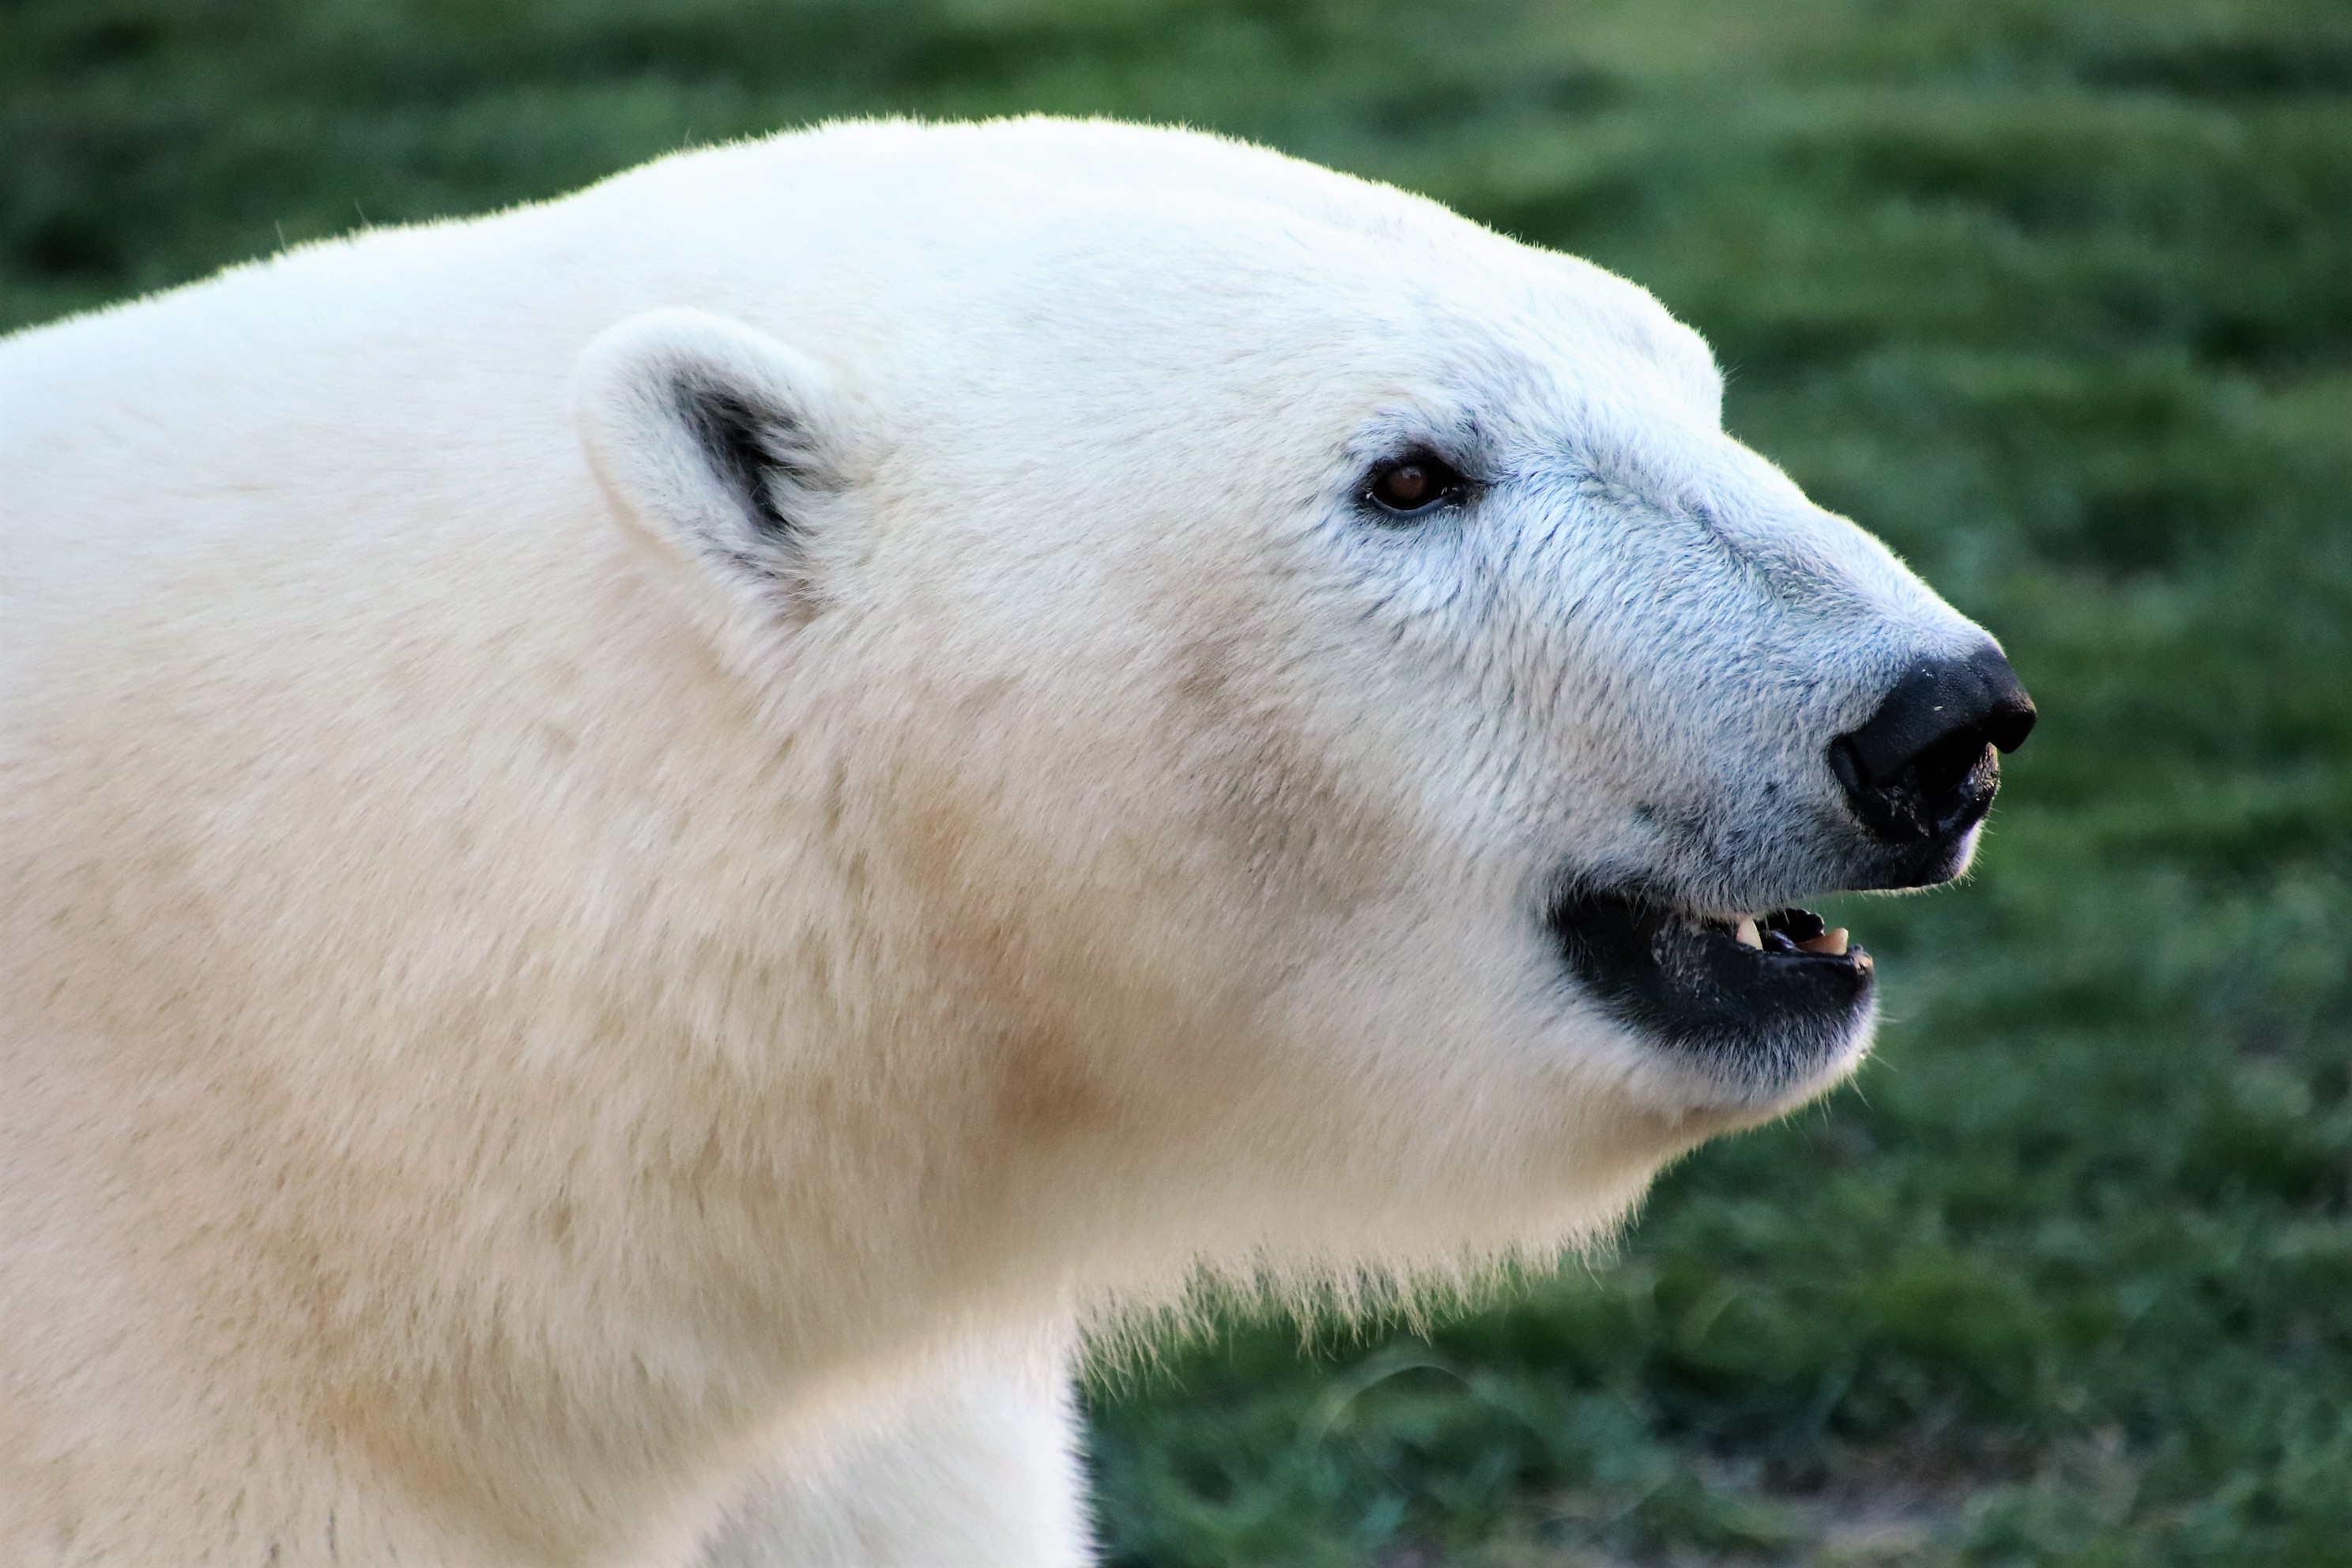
left=1732, top=916, right=1762, bottom=951
left=1798, top=928, right=1850, bottom=956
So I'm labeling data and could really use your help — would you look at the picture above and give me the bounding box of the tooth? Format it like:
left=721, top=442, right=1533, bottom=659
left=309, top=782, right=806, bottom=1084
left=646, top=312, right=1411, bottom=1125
left=1799, top=928, right=1850, bottom=956
left=1732, top=916, right=1762, bottom=950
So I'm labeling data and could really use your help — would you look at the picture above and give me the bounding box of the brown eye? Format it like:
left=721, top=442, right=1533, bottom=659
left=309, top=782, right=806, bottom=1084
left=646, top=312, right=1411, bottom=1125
left=1366, top=454, right=1467, bottom=517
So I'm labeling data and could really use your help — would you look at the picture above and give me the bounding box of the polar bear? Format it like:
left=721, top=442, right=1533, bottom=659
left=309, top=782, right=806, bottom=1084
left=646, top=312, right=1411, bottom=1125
left=0, top=118, right=2033, bottom=1566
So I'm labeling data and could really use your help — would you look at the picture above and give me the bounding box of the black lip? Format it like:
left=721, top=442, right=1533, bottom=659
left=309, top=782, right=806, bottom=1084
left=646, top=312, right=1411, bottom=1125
left=1547, top=888, right=1875, bottom=1094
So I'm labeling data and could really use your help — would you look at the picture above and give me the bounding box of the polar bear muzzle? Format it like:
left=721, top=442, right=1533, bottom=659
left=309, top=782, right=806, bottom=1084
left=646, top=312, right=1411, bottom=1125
left=1547, top=642, right=2034, bottom=1097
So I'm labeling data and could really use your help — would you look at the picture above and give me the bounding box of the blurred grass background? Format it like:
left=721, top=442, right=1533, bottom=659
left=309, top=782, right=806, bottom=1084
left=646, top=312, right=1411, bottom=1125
left=5, top=1, right=2346, bottom=1562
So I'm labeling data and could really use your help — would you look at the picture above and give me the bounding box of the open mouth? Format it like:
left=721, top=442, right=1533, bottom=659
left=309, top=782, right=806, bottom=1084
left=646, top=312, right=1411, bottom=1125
left=1546, top=888, right=1876, bottom=1092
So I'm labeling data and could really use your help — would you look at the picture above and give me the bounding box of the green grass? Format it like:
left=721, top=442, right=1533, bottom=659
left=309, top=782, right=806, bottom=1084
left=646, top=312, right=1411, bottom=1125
left=7, top=2, right=2347, bottom=1562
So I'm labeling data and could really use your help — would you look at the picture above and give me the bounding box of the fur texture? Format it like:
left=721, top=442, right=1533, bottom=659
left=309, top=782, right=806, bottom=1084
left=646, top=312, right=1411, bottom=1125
left=0, top=118, right=1994, bottom=1564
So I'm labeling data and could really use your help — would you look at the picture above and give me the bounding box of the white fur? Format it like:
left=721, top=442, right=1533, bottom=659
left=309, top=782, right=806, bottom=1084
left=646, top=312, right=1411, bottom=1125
left=0, top=118, right=1991, bottom=1564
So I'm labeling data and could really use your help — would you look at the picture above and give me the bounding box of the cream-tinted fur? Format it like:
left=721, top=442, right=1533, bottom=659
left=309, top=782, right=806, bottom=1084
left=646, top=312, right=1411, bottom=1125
left=697, top=1348, right=1089, bottom=1568
left=1, top=119, right=1991, bottom=1564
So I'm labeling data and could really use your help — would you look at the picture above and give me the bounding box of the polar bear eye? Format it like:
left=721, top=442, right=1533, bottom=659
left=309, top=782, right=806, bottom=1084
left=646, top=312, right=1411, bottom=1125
left=1365, top=454, right=1468, bottom=518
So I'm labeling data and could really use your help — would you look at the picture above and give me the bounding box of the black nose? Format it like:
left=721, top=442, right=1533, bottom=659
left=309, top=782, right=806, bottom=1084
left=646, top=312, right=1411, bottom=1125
left=1830, top=643, right=2036, bottom=844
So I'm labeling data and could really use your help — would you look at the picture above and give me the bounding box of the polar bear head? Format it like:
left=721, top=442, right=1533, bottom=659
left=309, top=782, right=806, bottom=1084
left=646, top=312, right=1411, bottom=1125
left=571, top=119, right=2032, bottom=1272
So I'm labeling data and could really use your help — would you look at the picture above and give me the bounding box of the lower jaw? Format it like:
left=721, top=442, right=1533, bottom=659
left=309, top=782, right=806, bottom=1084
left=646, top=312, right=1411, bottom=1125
left=1547, top=888, right=1877, bottom=1100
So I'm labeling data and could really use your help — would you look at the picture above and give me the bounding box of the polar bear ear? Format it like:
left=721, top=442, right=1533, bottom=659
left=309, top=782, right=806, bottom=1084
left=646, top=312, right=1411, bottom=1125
left=574, top=308, right=854, bottom=620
